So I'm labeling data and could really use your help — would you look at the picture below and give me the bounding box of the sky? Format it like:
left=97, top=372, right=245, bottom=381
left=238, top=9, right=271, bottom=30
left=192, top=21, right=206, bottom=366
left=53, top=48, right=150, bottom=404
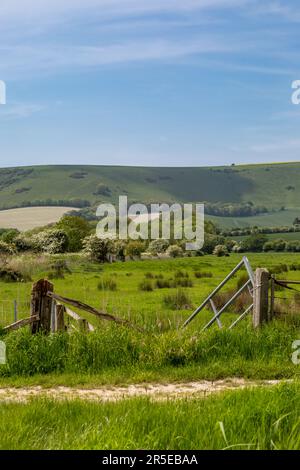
left=0, top=0, right=300, bottom=167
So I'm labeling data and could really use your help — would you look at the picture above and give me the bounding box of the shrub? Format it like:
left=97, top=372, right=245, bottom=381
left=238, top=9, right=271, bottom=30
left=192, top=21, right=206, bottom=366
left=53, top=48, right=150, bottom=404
left=83, top=235, right=114, bottom=263
left=35, top=230, right=69, bottom=254
left=240, top=233, right=268, bottom=252
left=0, top=241, right=15, bottom=256
left=138, top=280, right=153, bottom=292
left=263, top=241, right=274, bottom=252
left=213, top=244, right=229, bottom=257
left=286, top=241, right=300, bottom=252
left=0, top=229, right=19, bottom=244
left=148, top=239, right=170, bottom=255
left=271, top=239, right=287, bottom=252
left=166, top=245, right=184, bottom=258
left=14, top=234, right=35, bottom=252
left=126, top=241, right=146, bottom=259
left=202, top=234, right=225, bottom=254
left=94, top=183, right=111, bottom=197
left=163, top=289, right=192, bottom=310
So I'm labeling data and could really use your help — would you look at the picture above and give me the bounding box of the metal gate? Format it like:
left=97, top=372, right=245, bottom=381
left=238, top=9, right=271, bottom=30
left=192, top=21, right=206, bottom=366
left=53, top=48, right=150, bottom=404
left=183, top=256, right=255, bottom=330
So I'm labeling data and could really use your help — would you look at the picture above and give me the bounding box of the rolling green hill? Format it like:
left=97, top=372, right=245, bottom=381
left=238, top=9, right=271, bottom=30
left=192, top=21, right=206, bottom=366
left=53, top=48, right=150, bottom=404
left=0, top=162, right=300, bottom=228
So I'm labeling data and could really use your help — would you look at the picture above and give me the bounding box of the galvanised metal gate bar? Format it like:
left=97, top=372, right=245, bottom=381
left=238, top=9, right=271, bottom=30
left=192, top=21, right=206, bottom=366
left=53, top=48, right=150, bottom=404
left=183, top=256, right=255, bottom=330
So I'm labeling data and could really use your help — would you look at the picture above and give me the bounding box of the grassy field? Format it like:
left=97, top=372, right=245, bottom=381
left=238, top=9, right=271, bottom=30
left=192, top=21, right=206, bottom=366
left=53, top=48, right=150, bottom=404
left=0, top=206, right=79, bottom=231
left=0, top=383, right=299, bottom=449
left=230, top=231, right=300, bottom=243
left=0, top=253, right=300, bottom=386
left=208, top=208, right=300, bottom=229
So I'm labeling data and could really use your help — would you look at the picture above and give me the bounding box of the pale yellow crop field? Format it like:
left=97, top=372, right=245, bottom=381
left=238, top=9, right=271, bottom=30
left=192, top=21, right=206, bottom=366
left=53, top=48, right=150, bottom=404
left=0, top=206, right=79, bottom=231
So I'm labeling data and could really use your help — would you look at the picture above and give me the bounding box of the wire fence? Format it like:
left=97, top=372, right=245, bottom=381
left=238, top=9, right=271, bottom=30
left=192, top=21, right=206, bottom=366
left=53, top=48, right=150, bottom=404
left=0, top=300, right=30, bottom=327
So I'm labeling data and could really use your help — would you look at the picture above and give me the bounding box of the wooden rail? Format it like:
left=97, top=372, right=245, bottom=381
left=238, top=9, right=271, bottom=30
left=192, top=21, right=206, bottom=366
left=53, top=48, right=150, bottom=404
left=3, top=315, right=39, bottom=333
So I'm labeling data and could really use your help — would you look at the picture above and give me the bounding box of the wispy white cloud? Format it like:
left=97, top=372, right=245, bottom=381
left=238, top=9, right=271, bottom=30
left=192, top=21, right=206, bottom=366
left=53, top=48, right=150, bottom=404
left=0, top=103, right=44, bottom=120
left=0, top=38, right=239, bottom=78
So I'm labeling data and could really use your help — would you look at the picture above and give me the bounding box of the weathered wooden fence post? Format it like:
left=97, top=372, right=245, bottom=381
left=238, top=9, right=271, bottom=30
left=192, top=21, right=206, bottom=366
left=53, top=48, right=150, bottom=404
left=30, top=279, right=54, bottom=334
left=56, top=304, right=66, bottom=332
left=253, top=268, right=269, bottom=328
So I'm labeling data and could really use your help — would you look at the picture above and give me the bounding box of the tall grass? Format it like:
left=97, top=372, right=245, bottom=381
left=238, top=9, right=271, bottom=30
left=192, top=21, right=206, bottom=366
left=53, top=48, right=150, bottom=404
left=0, top=383, right=300, bottom=449
left=1, top=317, right=299, bottom=379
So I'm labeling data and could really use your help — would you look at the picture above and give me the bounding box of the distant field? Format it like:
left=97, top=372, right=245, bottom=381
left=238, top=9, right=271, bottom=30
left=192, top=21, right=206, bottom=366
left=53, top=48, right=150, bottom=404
left=207, top=208, right=300, bottom=229
left=230, top=231, right=300, bottom=242
left=0, top=206, right=78, bottom=231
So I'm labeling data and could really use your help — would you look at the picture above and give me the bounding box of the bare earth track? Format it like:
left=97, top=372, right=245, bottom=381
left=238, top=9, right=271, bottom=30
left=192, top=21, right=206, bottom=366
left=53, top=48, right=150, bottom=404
left=0, top=379, right=286, bottom=403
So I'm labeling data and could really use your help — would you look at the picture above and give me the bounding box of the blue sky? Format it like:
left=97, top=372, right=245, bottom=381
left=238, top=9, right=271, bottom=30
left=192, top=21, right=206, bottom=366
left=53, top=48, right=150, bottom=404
left=0, top=0, right=300, bottom=167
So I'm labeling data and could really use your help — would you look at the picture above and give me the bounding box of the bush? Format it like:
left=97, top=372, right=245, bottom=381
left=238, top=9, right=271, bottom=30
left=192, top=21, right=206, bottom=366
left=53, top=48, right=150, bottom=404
left=93, top=183, right=111, bottom=197
left=286, top=241, right=300, bottom=252
left=213, top=244, right=229, bottom=257
left=0, top=241, right=15, bottom=256
left=240, top=233, right=268, bottom=252
left=83, top=235, right=114, bottom=263
left=166, top=245, right=183, bottom=258
left=138, top=280, right=153, bottom=292
left=0, top=229, right=19, bottom=244
left=35, top=230, right=69, bottom=254
left=148, top=239, right=169, bottom=255
left=202, top=234, right=225, bottom=254
left=126, top=241, right=146, bottom=259
left=14, top=234, right=35, bottom=252
left=163, top=289, right=192, bottom=310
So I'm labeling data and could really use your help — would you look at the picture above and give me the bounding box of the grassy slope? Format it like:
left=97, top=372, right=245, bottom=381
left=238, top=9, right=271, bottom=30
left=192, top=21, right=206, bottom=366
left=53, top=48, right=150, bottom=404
left=0, top=384, right=299, bottom=449
left=1, top=162, right=300, bottom=210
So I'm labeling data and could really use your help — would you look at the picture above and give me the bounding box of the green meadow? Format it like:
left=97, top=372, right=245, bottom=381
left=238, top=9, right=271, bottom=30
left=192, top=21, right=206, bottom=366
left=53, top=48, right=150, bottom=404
left=0, top=253, right=300, bottom=386
left=0, top=383, right=300, bottom=450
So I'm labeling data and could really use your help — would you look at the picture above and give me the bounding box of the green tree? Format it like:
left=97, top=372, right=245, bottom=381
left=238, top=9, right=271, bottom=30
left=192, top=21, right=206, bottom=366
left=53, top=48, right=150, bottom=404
left=240, top=234, right=268, bottom=252
left=56, top=215, right=91, bottom=252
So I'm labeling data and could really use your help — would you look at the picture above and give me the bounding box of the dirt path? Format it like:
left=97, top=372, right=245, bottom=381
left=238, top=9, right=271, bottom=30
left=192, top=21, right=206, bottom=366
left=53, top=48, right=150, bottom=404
left=0, top=378, right=287, bottom=403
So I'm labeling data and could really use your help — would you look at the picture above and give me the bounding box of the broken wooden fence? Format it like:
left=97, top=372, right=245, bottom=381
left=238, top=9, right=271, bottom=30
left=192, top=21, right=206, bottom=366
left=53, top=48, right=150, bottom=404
left=4, top=278, right=143, bottom=334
